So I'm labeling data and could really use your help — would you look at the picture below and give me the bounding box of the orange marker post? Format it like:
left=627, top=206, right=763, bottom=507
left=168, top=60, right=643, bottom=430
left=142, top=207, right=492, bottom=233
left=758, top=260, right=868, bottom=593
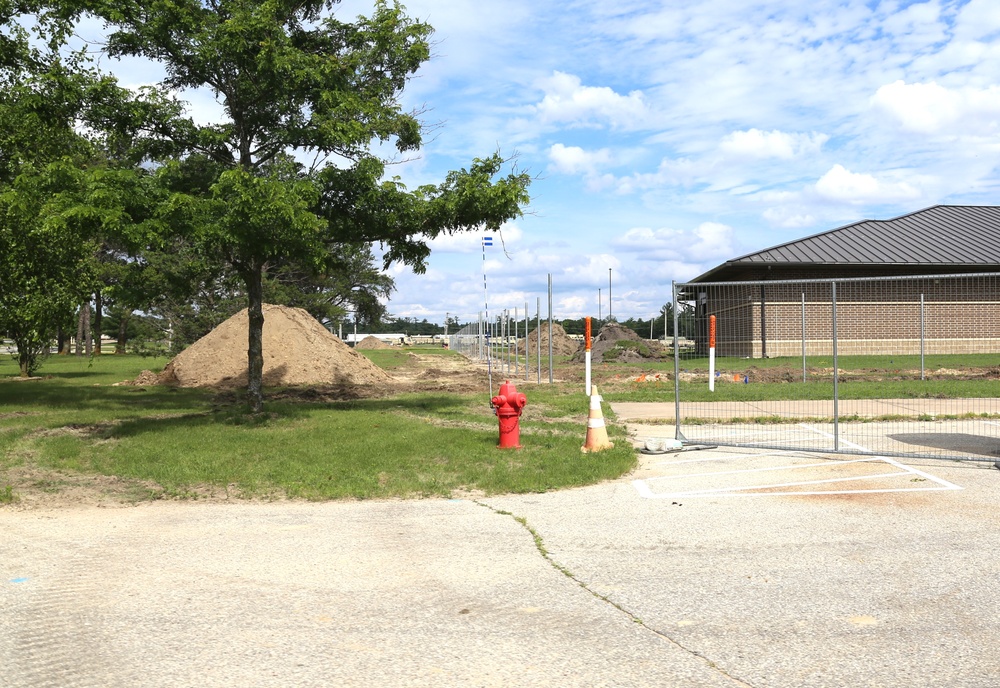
left=708, top=314, right=717, bottom=392
left=584, top=317, right=592, bottom=396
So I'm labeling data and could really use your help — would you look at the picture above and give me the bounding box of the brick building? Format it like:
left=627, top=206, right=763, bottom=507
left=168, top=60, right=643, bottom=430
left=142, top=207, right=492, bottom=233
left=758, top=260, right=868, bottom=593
left=682, top=205, right=1000, bottom=357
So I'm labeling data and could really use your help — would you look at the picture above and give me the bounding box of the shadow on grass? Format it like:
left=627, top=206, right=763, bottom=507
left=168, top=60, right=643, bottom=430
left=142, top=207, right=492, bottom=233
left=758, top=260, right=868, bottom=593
left=104, top=393, right=473, bottom=439
left=0, top=381, right=211, bottom=412
left=2, top=371, right=99, bottom=380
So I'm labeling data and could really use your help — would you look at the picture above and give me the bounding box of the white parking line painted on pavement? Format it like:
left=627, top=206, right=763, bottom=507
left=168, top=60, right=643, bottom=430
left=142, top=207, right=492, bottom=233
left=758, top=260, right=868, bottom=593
left=797, top=424, right=875, bottom=452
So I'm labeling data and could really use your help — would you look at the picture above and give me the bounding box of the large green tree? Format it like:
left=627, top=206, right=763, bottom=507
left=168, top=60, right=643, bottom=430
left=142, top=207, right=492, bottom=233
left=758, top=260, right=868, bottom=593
left=0, top=163, right=91, bottom=375
left=75, top=0, right=530, bottom=411
left=0, top=21, right=131, bottom=374
left=263, top=244, right=395, bottom=329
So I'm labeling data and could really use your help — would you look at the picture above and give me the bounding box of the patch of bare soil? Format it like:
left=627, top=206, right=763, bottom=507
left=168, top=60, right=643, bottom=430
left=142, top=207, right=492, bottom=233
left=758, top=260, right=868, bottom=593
left=746, top=366, right=799, bottom=383
left=3, top=464, right=161, bottom=510
left=219, top=353, right=490, bottom=403
left=389, top=352, right=490, bottom=394
left=1, top=463, right=271, bottom=511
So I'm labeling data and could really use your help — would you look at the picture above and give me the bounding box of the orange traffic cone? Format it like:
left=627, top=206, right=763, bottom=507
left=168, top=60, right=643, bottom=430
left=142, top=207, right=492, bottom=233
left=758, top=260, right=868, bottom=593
left=581, top=384, right=614, bottom=453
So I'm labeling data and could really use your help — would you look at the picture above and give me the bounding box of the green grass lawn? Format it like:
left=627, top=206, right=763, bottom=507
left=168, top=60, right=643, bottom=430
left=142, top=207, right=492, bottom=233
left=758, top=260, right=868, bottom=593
left=0, top=353, right=635, bottom=503
left=6, top=348, right=995, bottom=505
left=354, top=348, right=413, bottom=370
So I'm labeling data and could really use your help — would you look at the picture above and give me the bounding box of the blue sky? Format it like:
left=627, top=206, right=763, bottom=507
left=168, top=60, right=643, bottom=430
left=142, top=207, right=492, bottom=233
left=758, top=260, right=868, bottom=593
left=79, top=0, right=1000, bottom=325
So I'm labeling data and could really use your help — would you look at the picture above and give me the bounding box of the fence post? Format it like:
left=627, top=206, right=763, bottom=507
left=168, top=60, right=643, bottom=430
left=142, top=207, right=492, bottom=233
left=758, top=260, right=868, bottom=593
left=920, top=293, right=925, bottom=381
left=536, top=297, right=541, bottom=384
left=524, top=301, right=529, bottom=381
left=832, top=281, right=839, bottom=452
left=548, top=274, right=553, bottom=383
left=505, top=309, right=511, bottom=375
left=760, top=284, right=767, bottom=358
left=802, top=292, right=807, bottom=382
left=673, top=281, right=683, bottom=442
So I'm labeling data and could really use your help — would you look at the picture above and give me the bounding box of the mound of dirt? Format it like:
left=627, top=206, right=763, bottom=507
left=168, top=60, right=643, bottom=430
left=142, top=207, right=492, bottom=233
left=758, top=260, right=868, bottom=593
left=355, top=336, right=391, bottom=350
left=156, top=304, right=390, bottom=389
left=573, top=322, right=667, bottom=363
left=518, top=323, right=580, bottom=356
left=115, top=369, right=160, bottom=387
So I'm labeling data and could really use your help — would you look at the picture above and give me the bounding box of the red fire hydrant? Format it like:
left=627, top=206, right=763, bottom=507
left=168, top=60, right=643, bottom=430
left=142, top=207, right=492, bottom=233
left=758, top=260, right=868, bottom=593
left=492, top=380, right=527, bottom=449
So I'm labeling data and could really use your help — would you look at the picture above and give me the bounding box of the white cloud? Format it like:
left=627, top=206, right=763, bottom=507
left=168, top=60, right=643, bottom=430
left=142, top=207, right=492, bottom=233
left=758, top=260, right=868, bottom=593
left=533, top=71, right=651, bottom=129
left=547, top=143, right=613, bottom=175
left=559, top=295, right=589, bottom=316
left=613, top=222, right=734, bottom=263
left=425, top=223, right=524, bottom=253
left=762, top=208, right=817, bottom=229
left=952, top=0, right=1000, bottom=41
left=689, top=222, right=734, bottom=260
left=814, top=165, right=920, bottom=204
left=878, top=0, right=947, bottom=50
left=871, top=80, right=1000, bottom=136
left=718, top=129, right=829, bottom=159
left=562, top=254, right=623, bottom=286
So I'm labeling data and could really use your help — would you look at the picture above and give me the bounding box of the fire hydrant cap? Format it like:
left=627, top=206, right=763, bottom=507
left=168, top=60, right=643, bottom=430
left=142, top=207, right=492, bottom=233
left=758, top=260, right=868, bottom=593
left=493, top=381, right=526, bottom=413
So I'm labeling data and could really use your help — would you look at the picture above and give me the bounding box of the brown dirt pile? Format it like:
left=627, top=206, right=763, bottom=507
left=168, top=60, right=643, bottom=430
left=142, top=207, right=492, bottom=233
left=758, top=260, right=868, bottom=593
left=517, top=323, right=580, bottom=356
left=117, top=370, right=160, bottom=387
left=355, top=336, right=391, bottom=350
left=156, top=304, right=390, bottom=389
left=574, top=322, right=667, bottom=363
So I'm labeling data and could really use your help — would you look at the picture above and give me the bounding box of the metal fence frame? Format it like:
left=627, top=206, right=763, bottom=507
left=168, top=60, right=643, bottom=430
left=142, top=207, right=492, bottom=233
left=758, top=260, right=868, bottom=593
left=449, top=298, right=552, bottom=388
left=672, top=272, right=1000, bottom=463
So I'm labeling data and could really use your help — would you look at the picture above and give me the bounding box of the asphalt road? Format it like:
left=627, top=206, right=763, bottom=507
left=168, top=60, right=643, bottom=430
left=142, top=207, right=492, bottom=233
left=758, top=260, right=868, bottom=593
left=3, top=448, right=999, bottom=687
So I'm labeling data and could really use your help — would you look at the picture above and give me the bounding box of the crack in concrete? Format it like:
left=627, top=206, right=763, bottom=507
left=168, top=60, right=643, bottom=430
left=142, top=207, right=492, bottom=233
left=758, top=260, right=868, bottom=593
left=475, top=499, right=756, bottom=688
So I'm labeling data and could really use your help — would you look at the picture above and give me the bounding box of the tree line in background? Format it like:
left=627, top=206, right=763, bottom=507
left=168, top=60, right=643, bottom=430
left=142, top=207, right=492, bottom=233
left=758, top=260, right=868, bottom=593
left=0, top=0, right=531, bottom=411
left=353, top=304, right=696, bottom=340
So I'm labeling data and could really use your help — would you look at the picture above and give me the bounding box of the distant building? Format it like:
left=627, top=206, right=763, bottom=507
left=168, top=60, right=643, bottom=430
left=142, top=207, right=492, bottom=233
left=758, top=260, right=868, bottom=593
left=683, top=206, right=1000, bottom=357
left=345, top=333, right=411, bottom=346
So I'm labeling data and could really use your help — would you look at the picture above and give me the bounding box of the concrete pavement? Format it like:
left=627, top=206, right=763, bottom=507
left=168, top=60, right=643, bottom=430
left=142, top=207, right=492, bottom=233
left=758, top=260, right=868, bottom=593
left=3, top=450, right=1000, bottom=687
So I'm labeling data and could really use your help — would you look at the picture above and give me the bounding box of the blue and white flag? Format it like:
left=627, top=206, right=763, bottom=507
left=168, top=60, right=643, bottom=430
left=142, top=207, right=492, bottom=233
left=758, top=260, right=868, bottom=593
left=482, top=236, right=493, bottom=247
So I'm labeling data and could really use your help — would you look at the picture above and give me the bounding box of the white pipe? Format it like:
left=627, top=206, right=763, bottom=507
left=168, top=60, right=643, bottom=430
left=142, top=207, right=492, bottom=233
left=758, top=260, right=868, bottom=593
left=709, top=346, right=716, bottom=392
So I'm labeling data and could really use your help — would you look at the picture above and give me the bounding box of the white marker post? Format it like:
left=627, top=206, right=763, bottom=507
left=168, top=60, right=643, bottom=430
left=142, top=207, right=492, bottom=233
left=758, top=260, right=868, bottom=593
left=708, top=314, right=717, bottom=392
left=584, top=316, right=592, bottom=396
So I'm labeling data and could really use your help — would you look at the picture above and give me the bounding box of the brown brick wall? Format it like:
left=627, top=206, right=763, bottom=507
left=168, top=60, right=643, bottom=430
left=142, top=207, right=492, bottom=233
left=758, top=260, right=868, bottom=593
left=698, top=277, right=1000, bottom=358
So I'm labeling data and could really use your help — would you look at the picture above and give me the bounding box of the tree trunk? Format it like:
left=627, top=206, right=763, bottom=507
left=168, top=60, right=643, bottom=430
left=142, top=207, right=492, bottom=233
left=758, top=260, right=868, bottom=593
left=57, top=325, right=69, bottom=355
left=76, top=303, right=87, bottom=356
left=245, top=264, right=265, bottom=413
left=83, top=303, right=93, bottom=357
left=93, top=291, right=103, bottom=355
left=116, top=314, right=129, bottom=355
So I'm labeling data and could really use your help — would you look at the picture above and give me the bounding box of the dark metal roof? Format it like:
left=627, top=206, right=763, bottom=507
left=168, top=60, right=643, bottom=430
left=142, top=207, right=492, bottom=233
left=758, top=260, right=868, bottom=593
left=691, top=205, right=1000, bottom=283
